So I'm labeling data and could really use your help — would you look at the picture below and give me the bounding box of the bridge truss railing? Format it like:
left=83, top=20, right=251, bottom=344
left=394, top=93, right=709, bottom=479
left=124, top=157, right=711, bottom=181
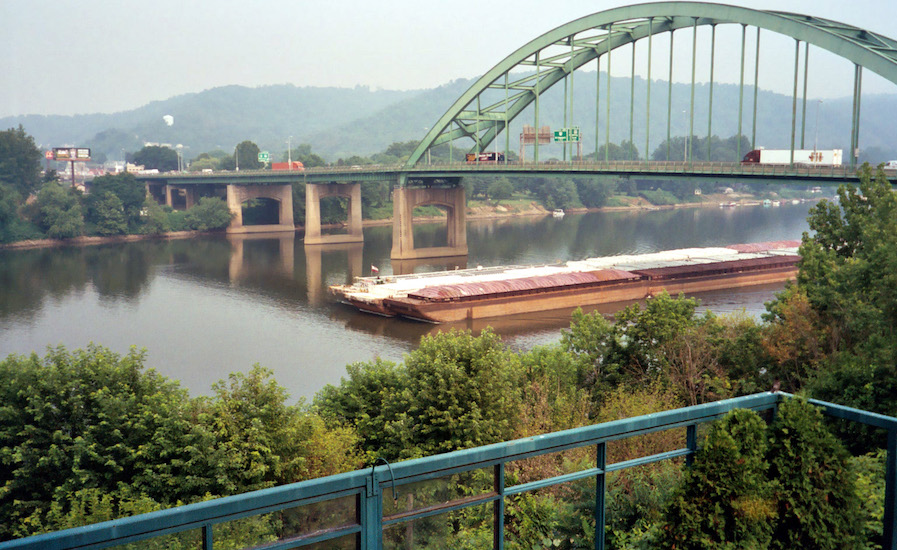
left=3, top=392, right=896, bottom=550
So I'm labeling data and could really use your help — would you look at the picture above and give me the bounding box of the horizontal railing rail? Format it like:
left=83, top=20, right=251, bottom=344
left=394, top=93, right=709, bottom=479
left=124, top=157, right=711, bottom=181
left=2, top=391, right=894, bottom=550
left=135, top=160, right=892, bottom=187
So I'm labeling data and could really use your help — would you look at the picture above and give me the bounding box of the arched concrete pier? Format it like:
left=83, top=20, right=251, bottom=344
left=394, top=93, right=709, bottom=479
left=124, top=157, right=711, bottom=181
left=226, top=184, right=294, bottom=234
left=304, top=183, right=363, bottom=245
left=391, top=186, right=467, bottom=260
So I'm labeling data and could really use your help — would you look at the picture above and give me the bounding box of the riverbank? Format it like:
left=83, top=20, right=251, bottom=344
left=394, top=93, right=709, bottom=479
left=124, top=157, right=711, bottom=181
left=0, top=192, right=794, bottom=251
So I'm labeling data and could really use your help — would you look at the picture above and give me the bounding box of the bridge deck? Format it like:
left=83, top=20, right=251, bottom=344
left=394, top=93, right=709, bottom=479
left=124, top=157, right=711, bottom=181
left=136, top=161, right=892, bottom=186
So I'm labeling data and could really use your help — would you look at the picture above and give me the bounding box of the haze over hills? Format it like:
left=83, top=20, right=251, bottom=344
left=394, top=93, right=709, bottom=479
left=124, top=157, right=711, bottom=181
left=2, top=76, right=896, bottom=164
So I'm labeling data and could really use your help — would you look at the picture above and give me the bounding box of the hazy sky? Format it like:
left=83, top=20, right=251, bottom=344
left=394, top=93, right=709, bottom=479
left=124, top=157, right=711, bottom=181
left=2, top=0, right=895, bottom=118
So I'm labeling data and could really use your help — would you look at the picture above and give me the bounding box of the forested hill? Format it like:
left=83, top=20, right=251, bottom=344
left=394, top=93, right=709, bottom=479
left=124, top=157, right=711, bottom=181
left=3, top=76, right=897, bottom=163
left=0, top=84, right=421, bottom=161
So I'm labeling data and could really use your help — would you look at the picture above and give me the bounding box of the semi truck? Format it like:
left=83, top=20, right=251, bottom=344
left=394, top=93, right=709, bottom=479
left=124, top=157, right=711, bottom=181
left=465, top=152, right=504, bottom=163
left=271, top=161, right=305, bottom=171
left=742, top=148, right=842, bottom=166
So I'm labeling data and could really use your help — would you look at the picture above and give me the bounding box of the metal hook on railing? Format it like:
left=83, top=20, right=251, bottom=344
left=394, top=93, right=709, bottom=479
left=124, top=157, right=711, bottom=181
left=371, top=457, right=398, bottom=502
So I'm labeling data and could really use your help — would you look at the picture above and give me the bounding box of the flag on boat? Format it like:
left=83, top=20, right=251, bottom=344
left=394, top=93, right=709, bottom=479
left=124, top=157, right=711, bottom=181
left=371, top=265, right=379, bottom=274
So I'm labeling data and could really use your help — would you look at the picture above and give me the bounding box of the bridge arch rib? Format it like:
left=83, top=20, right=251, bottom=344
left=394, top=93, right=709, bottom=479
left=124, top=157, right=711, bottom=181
left=404, top=1, right=897, bottom=168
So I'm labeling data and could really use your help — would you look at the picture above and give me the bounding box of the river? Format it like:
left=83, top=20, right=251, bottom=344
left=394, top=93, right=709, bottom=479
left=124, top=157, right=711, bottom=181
left=0, top=202, right=813, bottom=402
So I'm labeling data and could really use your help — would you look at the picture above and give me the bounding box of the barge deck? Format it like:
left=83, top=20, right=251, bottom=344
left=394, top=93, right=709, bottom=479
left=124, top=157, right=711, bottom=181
left=329, top=241, right=801, bottom=323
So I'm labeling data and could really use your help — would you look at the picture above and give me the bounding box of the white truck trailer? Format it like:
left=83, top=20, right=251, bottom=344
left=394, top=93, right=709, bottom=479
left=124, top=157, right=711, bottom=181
left=742, top=148, right=842, bottom=165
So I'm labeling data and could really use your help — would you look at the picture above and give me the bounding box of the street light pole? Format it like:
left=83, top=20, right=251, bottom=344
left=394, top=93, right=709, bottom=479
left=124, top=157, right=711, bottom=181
left=682, top=110, right=687, bottom=162
left=235, top=144, right=239, bottom=171
left=814, top=99, right=822, bottom=152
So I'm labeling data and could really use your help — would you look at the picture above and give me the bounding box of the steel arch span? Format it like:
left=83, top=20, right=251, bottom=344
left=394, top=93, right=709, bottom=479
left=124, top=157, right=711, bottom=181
left=404, top=1, right=897, bottom=169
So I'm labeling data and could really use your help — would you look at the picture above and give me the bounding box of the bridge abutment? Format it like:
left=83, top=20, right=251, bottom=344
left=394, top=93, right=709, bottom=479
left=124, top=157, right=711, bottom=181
left=226, top=184, right=294, bottom=234
left=304, top=183, right=364, bottom=245
left=390, top=185, right=467, bottom=260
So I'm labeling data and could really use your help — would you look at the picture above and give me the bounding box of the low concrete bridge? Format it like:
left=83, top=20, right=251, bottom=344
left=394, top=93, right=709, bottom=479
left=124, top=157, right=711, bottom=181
left=137, top=160, right=880, bottom=259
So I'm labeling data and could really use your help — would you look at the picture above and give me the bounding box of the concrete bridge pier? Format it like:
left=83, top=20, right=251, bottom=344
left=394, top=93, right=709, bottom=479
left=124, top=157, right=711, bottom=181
left=390, top=184, right=467, bottom=260
left=304, top=183, right=364, bottom=245
left=226, top=184, right=294, bottom=234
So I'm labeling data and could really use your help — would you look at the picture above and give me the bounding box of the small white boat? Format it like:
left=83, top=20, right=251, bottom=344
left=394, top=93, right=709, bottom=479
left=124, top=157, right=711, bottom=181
left=552, top=209, right=565, bottom=218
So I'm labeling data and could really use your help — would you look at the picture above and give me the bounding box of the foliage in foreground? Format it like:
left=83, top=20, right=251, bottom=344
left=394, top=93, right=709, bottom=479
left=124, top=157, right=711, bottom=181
left=0, top=346, right=361, bottom=540
left=656, top=399, right=863, bottom=550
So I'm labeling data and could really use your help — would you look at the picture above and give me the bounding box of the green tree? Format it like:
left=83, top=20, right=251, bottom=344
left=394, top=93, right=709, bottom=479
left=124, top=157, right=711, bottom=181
left=132, top=145, right=178, bottom=172
left=87, top=172, right=150, bottom=230
left=575, top=178, right=615, bottom=208
left=656, top=408, right=775, bottom=549
left=284, top=144, right=326, bottom=168
left=0, top=346, right=217, bottom=539
left=394, top=329, right=522, bottom=459
left=0, top=184, right=22, bottom=241
left=185, top=196, right=233, bottom=231
left=315, top=358, right=407, bottom=460
left=371, top=140, right=418, bottom=164
left=778, top=165, right=897, bottom=421
left=140, top=197, right=170, bottom=234
left=487, top=177, right=514, bottom=201
left=766, top=399, right=863, bottom=549
left=316, top=329, right=522, bottom=461
left=0, top=125, right=42, bottom=198
left=36, top=181, right=84, bottom=239
left=588, top=140, right=640, bottom=161
left=92, top=192, right=127, bottom=235
left=535, top=179, right=579, bottom=210
left=201, top=366, right=361, bottom=493
left=234, top=140, right=263, bottom=170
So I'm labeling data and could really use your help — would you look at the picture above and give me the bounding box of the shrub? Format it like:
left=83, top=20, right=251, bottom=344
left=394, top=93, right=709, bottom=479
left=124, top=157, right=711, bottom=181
left=185, top=197, right=233, bottom=231
left=656, top=408, right=775, bottom=548
left=767, top=398, right=863, bottom=549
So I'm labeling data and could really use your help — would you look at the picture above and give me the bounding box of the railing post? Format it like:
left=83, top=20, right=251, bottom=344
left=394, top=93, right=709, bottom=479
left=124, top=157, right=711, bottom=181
left=885, top=429, right=897, bottom=550
left=686, top=424, right=697, bottom=467
left=362, top=476, right=383, bottom=550
left=202, top=523, right=213, bottom=550
left=494, top=463, right=505, bottom=550
left=595, top=442, right=607, bottom=550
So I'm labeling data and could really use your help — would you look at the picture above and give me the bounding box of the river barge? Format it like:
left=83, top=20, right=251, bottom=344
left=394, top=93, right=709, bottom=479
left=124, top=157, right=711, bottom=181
left=329, top=241, right=801, bottom=323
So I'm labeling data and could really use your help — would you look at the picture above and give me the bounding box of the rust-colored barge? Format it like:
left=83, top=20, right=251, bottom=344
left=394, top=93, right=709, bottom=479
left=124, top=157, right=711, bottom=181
left=329, top=241, right=800, bottom=323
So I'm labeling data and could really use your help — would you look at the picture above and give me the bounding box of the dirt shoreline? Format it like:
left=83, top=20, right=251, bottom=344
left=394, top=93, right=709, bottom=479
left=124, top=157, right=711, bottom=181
left=0, top=196, right=761, bottom=252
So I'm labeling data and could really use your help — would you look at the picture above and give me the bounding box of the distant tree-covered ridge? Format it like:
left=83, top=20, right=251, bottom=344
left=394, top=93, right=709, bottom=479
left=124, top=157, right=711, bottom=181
left=3, top=78, right=897, bottom=165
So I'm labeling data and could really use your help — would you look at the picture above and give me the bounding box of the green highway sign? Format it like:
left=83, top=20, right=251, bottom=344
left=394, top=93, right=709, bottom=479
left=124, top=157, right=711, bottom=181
left=552, top=127, right=581, bottom=143
left=258, top=151, right=270, bottom=162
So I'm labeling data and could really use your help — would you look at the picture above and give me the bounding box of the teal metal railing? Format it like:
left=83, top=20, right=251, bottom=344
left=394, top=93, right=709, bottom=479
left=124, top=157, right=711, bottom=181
left=2, top=392, right=895, bottom=549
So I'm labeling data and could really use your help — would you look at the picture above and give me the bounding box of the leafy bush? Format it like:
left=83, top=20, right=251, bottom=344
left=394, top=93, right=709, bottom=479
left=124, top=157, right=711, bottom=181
left=656, top=408, right=775, bottom=548
left=638, top=189, right=679, bottom=206
left=655, top=399, right=864, bottom=549
left=185, top=196, right=233, bottom=231
left=766, top=398, right=863, bottom=549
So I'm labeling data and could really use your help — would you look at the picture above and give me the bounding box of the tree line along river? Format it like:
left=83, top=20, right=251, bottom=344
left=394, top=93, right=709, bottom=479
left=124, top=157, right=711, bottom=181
left=0, top=203, right=813, bottom=401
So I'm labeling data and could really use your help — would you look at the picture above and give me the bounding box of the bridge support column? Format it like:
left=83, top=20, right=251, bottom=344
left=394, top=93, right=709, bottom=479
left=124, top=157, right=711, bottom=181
left=226, top=184, right=294, bottom=234
left=304, top=183, right=363, bottom=245
left=390, top=186, right=467, bottom=260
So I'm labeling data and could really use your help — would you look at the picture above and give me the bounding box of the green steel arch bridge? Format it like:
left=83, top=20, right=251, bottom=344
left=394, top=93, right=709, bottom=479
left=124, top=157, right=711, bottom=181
left=139, top=1, right=897, bottom=259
